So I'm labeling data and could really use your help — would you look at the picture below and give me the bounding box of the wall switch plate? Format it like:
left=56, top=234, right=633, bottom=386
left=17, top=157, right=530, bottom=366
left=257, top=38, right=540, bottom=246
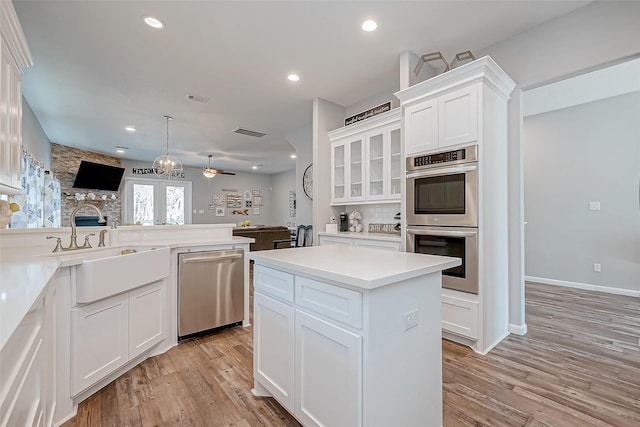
left=593, top=263, right=601, bottom=272
left=589, top=202, right=601, bottom=211
left=403, top=310, right=419, bottom=331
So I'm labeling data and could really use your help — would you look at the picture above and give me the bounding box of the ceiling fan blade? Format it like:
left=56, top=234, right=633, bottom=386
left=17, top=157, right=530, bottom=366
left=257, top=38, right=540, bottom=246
left=220, top=171, right=236, bottom=175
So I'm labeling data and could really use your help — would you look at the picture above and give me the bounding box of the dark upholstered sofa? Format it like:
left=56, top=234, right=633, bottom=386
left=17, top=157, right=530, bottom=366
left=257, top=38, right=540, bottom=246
left=232, top=226, right=291, bottom=251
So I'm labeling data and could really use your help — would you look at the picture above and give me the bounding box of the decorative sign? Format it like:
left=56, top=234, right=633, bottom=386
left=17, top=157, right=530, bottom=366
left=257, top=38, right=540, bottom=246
left=252, top=189, right=260, bottom=196
left=254, top=196, right=263, bottom=206
left=227, top=192, right=242, bottom=208
left=231, top=209, right=249, bottom=216
left=252, top=207, right=261, bottom=215
left=132, top=167, right=185, bottom=179
left=344, top=102, right=391, bottom=126
left=244, top=190, right=252, bottom=200
left=215, top=207, right=225, bottom=217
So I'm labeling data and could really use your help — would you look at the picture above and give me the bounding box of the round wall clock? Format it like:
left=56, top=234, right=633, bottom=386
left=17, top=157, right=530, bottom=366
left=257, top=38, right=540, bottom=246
left=302, top=163, right=313, bottom=200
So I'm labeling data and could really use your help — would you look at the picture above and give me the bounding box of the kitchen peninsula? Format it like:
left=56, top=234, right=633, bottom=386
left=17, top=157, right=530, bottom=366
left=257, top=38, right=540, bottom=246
left=0, top=224, right=253, bottom=426
left=249, top=245, right=460, bottom=427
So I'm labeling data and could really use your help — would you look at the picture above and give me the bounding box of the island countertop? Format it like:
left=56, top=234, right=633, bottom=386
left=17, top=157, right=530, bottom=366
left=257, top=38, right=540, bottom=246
left=248, top=245, right=460, bottom=290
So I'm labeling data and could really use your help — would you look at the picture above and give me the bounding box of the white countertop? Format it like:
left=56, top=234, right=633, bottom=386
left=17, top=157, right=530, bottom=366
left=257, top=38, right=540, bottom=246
left=0, top=234, right=253, bottom=351
left=317, top=231, right=401, bottom=242
left=248, top=245, right=460, bottom=290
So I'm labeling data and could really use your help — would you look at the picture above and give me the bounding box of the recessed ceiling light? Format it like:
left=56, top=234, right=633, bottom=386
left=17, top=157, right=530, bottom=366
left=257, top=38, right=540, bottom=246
left=125, top=125, right=136, bottom=132
left=116, top=146, right=128, bottom=154
left=144, top=16, right=164, bottom=29
left=287, top=74, right=300, bottom=82
left=290, top=154, right=297, bottom=159
left=252, top=165, right=258, bottom=170
left=362, top=20, right=377, bottom=32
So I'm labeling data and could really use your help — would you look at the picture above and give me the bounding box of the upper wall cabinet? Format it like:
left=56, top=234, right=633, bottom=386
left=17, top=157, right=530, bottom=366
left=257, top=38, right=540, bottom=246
left=329, top=109, right=401, bottom=205
left=0, top=0, right=33, bottom=195
left=397, top=57, right=513, bottom=157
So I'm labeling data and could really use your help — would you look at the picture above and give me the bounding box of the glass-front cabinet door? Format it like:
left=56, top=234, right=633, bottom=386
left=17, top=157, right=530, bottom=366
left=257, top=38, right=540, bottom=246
left=389, top=126, right=402, bottom=198
left=331, top=142, right=346, bottom=203
left=348, top=138, right=364, bottom=201
left=366, top=131, right=385, bottom=200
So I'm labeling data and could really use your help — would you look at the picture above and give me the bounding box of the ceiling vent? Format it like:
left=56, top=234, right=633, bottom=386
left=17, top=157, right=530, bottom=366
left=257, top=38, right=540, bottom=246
left=232, top=127, right=266, bottom=138
left=185, top=94, right=209, bottom=103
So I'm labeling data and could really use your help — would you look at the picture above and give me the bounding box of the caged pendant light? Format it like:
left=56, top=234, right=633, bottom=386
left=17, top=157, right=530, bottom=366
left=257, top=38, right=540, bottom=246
left=153, top=115, right=183, bottom=178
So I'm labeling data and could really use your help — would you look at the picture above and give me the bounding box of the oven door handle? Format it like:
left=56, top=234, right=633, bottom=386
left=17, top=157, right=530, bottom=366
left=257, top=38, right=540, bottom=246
left=406, top=164, right=477, bottom=179
left=406, top=227, right=477, bottom=237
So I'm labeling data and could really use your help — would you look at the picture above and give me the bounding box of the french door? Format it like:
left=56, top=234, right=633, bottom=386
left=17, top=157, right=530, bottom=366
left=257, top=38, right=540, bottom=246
left=123, top=177, right=192, bottom=225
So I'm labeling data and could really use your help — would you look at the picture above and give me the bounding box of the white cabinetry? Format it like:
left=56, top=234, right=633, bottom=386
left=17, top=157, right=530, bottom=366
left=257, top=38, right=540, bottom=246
left=0, top=266, right=67, bottom=427
left=71, top=280, right=166, bottom=396
left=71, top=293, right=129, bottom=395
left=329, top=109, right=401, bottom=205
left=404, top=85, right=478, bottom=156
left=397, top=56, right=516, bottom=354
left=253, top=292, right=295, bottom=411
left=253, top=265, right=362, bottom=427
left=294, top=310, right=362, bottom=427
left=252, top=256, right=446, bottom=427
left=0, top=0, right=33, bottom=194
left=318, top=232, right=400, bottom=252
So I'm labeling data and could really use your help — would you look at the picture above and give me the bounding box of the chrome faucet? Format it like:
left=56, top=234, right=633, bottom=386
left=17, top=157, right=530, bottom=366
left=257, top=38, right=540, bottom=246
left=67, top=203, right=106, bottom=250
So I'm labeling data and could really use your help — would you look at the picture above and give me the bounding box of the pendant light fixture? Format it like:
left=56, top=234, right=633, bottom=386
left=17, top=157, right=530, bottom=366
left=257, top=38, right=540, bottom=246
left=153, top=115, right=182, bottom=178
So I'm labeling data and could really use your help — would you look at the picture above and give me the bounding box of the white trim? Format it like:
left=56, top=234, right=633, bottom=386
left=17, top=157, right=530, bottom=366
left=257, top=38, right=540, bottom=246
left=525, top=276, right=640, bottom=298
left=509, top=323, right=528, bottom=336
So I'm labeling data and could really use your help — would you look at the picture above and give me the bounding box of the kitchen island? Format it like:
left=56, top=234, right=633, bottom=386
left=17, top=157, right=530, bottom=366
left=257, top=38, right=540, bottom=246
left=248, top=245, right=460, bottom=427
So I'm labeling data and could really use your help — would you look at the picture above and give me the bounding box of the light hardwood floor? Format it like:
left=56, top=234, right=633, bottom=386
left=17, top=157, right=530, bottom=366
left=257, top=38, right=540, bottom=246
left=63, top=282, right=640, bottom=426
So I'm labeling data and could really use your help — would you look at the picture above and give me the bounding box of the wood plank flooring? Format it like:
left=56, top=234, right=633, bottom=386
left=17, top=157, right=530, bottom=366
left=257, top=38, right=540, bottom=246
left=63, top=282, right=640, bottom=426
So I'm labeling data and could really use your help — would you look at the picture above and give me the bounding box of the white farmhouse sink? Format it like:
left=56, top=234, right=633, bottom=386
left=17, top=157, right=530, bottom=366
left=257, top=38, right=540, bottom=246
left=75, top=246, right=170, bottom=303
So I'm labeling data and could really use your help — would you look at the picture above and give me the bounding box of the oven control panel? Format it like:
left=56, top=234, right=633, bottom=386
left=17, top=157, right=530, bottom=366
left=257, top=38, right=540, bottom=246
left=407, top=145, right=477, bottom=171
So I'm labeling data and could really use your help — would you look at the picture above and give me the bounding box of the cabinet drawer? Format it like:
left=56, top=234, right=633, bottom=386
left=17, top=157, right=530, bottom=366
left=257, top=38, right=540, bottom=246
left=254, top=265, right=294, bottom=303
left=295, top=276, right=362, bottom=329
left=442, top=292, right=478, bottom=339
left=353, top=239, right=400, bottom=252
left=0, top=298, right=43, bottom=413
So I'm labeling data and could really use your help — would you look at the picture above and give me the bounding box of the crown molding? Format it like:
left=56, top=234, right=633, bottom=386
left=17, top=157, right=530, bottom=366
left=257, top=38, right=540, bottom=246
left=1, top=0, right=33, bottom=71
left=395, top=56, right=515, bottom=106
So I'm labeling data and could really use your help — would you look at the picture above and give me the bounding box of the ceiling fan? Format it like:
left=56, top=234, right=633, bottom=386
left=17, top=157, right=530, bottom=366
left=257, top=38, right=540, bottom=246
left=202, top=154, right=236, bottom=178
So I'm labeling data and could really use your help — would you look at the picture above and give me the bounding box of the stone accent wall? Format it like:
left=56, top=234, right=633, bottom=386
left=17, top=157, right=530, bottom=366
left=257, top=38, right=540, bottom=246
left=51, top=143, right=122, bottom=226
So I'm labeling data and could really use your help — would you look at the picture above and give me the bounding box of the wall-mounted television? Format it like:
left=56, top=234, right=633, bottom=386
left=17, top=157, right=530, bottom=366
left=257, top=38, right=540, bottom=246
left=72, top=161, right=125, bottom=192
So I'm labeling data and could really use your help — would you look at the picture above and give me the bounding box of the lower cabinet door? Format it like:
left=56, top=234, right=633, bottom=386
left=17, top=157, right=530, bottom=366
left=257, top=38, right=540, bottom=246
left=71, top=293, right=129, bottom=395
left=294, top=310, right=362, bottom=427
left=254, top=292, right=295, bottom=411
left=129, top=281, right=166, bottom=359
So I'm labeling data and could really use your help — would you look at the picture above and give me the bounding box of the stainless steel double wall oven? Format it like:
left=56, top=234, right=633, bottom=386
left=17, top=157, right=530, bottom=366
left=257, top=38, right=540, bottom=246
left=406, top=145, right=479, bottom=294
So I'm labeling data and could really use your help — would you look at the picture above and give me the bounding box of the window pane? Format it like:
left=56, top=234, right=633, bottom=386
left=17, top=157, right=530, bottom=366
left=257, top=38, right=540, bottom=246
left=166, top=186, right=185, bottom=225
left=133, top=184, right=154, bottom=225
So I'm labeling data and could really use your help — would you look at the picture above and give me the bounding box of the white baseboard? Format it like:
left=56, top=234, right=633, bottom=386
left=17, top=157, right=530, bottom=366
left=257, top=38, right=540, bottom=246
left=509, top=323, right=528, bottom=335
left=525, top=276, right=640, bottom=298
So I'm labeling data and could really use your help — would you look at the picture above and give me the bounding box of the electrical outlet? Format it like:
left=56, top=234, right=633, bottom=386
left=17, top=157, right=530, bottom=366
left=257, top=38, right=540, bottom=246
left=589, top=201, right=601, bottom=211
left=403, top=310, right=419, bottom=331
left=593, top=263, right=601, bottom=272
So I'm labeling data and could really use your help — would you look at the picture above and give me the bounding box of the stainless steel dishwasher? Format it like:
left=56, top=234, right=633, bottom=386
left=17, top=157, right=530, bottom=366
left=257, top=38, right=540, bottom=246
left=177, top=249, right=244, bottom=339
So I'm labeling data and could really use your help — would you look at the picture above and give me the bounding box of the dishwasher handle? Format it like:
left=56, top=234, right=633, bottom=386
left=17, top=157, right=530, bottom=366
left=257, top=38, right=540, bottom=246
left=181, top=253, right=243, bottom=263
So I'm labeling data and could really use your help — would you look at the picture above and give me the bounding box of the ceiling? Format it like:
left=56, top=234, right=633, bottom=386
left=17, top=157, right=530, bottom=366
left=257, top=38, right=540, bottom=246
left=14, top=0, right=590, bottom=174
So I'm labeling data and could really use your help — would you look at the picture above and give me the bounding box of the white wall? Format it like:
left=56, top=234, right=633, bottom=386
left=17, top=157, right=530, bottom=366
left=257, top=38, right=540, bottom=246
left=285, top=124, right=312, bottom=226
left=121, top=159, right=277, bottom=226
left=271, top=169, right=297, bottom=226
left=312, top=98, right=345, bottom=239
left=477, top=0, right=640, bottom=330
left=22, top=97, right=51, bottom=169
left=524, top=91, right=640, bottom=293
